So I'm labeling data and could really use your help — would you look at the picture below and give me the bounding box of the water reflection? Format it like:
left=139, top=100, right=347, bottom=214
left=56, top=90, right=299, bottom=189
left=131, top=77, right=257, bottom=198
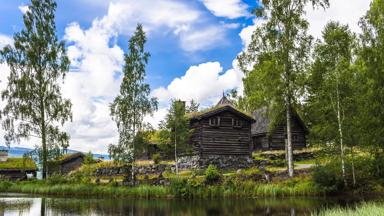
left=0, top=193, right=374, bottom=216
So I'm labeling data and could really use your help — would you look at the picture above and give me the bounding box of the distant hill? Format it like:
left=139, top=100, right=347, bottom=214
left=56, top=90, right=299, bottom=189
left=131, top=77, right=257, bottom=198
left=0, top=146, right=110, bottom=160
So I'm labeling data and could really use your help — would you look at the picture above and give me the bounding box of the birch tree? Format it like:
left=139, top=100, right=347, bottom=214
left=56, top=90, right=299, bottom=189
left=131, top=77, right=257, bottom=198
left=0, top=0, right=72, bottom=179
left=109, top=24, right=157, bottom=184
left=307, top=22, right=356, bottom=187
left=238, top=0, right=329, bottom=177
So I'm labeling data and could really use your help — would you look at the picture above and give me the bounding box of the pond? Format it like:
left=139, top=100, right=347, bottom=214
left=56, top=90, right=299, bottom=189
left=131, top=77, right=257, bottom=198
left=0, top=193, right=379, bottom=216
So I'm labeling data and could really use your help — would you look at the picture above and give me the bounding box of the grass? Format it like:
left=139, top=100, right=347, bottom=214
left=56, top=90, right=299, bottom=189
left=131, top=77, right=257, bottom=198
left=0, top=174, right=325, bottom=199
left=0, top=181, right=170, bottom=199
left=0, top=158, right=36, bottom=170
left=314, top=202, right=384, bottom=216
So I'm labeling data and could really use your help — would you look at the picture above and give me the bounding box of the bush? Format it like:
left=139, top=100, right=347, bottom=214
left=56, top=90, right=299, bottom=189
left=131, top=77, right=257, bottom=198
left=46, top=174, right=70, bottom=185
left=204, top=165, right=222, bottom=184
left=84, top=151, right=95, bottom=165
left=170, top=177, right=189, bottom=197
left=152, top=153, right=161, bottom=164
left=312, top=161, right=344, bottom=192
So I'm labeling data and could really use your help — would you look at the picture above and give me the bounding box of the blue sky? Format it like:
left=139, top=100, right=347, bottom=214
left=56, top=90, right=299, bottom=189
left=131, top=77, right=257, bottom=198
left=0, top=0, right=372, bottom=153
left=0, top=0, right=258, bottom=88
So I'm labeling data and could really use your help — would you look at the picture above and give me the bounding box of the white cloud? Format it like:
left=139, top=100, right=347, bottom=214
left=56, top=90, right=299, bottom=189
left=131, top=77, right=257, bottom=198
left=201, top=0, right=250, bottom=19
left=81, top=0, right=225, bottom=52
left=0, top=35, right=13, bottom=49
left=18, top=5, right=30, bottom=14
left=56, top=0, right=234, bottom=153
left=153, top=61, right=243, bottom=105
left=306, top=0, right=371, bottom=39
left=179, top=26, right=226, bottom=52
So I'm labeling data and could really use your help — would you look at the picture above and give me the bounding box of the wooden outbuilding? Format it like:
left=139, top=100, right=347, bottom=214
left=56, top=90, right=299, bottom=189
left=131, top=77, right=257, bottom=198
left=252, top=108, right=308, bottom=150
left=48, top=152, right=85, bottom=175
left=189, top=96, right=255, bottom=156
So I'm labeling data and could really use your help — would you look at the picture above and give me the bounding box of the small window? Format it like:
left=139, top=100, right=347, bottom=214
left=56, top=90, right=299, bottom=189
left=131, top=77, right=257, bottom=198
left=232, top=118, right=242, bottom=128
left=209, top=117, right=220, bottom=127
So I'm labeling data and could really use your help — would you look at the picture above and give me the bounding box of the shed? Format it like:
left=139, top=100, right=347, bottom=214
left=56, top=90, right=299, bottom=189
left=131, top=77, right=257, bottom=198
left=48, top=152, right=85, bottom=175
left=252, top=108, right=308, bottom=150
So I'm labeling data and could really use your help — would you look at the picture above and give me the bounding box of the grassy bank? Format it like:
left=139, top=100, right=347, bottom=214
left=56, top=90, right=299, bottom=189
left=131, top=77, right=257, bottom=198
left=0, top=181, right=171, bottom=198
left=0, top=176, right=325, bottom=199
left=314, top=202, right=384, bottom=216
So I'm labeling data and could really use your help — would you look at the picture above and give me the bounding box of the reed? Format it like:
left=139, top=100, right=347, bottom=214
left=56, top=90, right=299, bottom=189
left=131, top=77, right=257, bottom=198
left=313, top=202, right=384, bottom=216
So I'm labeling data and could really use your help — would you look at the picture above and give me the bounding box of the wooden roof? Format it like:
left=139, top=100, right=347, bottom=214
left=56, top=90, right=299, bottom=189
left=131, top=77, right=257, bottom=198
left=251, top=108, right=308, bottom=135
left=189, top=96, right=255, bottom=122
left=60, top=152, right=85, bottom=164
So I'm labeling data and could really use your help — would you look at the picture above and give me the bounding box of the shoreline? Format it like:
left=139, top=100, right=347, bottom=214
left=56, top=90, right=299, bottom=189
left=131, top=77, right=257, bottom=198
left=1, top=180, right=381, bottom=200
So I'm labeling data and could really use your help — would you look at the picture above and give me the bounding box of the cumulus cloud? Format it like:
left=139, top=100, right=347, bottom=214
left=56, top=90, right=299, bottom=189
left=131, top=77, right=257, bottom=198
left=78, top=0, right=226, bottom=52
left=201, top=0, right=250, bottom=19
left=18, top=5, right=30, bottom=14
left=58, top=0, right=232, bottom=153
left=305, top=0, right=371, bottom=39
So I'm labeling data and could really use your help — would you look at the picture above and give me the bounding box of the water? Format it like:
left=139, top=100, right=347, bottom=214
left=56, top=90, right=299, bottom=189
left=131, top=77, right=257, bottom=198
left=0, top=193, right=377, bottom=216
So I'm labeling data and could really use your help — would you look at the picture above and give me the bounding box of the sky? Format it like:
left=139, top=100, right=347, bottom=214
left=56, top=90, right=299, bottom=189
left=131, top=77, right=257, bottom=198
left=0, top=0, right=372, bottom=154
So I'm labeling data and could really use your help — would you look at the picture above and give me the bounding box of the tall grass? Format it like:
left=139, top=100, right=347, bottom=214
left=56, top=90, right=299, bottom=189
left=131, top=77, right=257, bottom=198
left=0, top=181, right=170, bottom=198
left=314, top=202, right=384, bottom=216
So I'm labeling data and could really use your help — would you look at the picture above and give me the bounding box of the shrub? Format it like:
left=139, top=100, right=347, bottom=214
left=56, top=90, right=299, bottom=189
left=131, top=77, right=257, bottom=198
left=312, top=161, right=344, bottom=192
left=204, top=165, right=222, bottom=184
left=152, top=153, right=161, bottom=164
left=84, top=151, right=95, bottom=165
left=170, top=177, right=189, bottom=197
left=46, top=174, right=69, bottom=185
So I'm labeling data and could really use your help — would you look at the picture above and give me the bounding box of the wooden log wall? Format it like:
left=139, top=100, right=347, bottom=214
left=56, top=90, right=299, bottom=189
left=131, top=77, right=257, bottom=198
left=191, top=111, right=252, bottom=156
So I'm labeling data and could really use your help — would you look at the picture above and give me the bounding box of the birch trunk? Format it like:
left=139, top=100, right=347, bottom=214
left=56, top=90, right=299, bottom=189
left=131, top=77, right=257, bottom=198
left=336, top=78, right=347, bottom=187
left=286, top=102, right=294, bottom=177
left=174, top=121, right=179, bottom=176
left=351, top=146, right=356, bottom=187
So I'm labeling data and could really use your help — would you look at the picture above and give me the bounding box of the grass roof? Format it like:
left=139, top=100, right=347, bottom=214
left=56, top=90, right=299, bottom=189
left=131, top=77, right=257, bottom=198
left=187, top=104, right=254, bottom=120
left=0, top=158, right=37, bottom=170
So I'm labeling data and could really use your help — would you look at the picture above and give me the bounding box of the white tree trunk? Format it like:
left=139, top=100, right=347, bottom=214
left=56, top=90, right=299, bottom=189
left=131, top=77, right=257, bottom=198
left=351, top=146, right=356, bottom=187
left=286, top=102, right=294, bottom=177
left=336, top=81, right=347, bottom=187
left=174, top=121, right=179, bottom=176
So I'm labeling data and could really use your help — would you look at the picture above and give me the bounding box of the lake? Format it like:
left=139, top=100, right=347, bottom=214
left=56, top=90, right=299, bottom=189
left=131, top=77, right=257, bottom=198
left=0, top=193, right=378, bottom=216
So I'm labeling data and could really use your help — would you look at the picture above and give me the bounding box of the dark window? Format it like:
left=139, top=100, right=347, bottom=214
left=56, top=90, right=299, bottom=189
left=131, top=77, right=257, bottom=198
left=232, top=118, right=242, bottom=128
left=209, top=117, right=220, bottom=126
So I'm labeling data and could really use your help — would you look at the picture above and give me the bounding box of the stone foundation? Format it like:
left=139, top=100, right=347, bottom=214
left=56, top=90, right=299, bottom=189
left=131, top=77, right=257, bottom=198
left=95, top=164, right=174, bottom=177
left=178, top=155, right=254, bottom=169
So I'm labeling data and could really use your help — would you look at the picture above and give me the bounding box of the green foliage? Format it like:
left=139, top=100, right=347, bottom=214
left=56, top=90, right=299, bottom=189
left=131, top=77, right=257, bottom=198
left=84, top=152, right=95, bottom=165
left=238, top=0, right=329, bottom=177
left=357, top=0, right=384, bottom=151
left=312, top=162, right=344, bottom=192
left=204, top=165, right=222, bottom=184
left=151, top=153, right=160, bottom=164
left=314, top=202, right=384, bottom=216
left=0, top=0, right=72, bottom=179
left=0, top=157, right=36, bottom=170
left=109, top=24, right=157, bottom=165
left=162, top=100, right=191, bottom=156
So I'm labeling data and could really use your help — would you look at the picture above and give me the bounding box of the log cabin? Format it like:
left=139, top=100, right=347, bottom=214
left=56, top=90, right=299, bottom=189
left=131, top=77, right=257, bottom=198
left=252, top=108, right=308, bottom=151
left=188, top=95, right=255, bottom=157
